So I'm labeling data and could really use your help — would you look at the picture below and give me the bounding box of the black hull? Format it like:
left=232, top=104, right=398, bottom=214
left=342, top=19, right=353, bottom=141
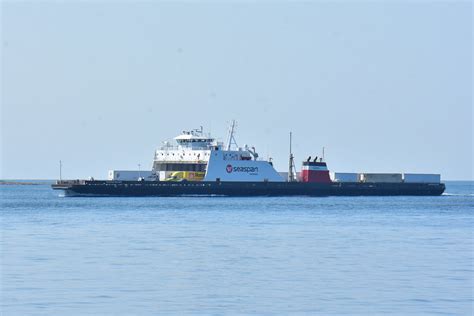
left=52, top=180, right=446, bottom=197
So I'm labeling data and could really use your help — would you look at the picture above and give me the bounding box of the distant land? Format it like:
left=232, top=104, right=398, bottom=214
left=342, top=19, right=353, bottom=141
left=0, top=180, right=43, bottom=185
left=0, top=180, right=52, bottom=185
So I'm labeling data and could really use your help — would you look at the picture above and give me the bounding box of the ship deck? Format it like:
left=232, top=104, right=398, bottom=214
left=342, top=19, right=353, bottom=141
left=52, top=180, right=446, bottom=197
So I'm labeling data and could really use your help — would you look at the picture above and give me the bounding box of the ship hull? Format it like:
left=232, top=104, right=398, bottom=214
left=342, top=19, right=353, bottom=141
left=52, top=180, right=445, bottom=197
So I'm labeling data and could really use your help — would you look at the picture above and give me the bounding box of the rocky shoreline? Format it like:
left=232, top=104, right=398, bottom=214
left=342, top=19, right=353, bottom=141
left=0, top=181, right=41, bottom=185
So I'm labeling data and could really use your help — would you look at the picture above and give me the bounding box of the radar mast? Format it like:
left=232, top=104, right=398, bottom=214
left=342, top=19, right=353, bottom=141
left=288, top=132, right=297, bottom=182
left=226, top=120, right=238, bottom=150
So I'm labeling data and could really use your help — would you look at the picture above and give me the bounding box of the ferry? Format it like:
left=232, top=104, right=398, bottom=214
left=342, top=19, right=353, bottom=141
left=52, top=122, right=445, bottom=197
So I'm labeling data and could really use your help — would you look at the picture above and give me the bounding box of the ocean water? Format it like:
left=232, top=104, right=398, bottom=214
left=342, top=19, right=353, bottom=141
left=1, top=181, right=473, bottom=315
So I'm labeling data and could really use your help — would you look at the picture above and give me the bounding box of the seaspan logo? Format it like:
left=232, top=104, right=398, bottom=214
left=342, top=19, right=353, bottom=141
left=226, top=164, right=259, bottom=174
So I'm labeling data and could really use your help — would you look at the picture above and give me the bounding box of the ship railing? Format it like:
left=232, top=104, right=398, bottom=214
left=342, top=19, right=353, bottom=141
left=55, top=179, right=87, bottom=185
left=159, top=145, right=179, bottom=150
left=159, top=144, right=217, bottom=151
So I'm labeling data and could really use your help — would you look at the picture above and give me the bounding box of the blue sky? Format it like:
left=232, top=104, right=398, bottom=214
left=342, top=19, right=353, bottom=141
left=1, top=1, right=472, bottom=180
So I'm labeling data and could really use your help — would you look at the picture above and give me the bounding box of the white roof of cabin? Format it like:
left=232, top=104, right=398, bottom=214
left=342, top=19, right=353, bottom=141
left=174, top=133, right=214, bottom=141
left=174, top=134, right=203, bottom=140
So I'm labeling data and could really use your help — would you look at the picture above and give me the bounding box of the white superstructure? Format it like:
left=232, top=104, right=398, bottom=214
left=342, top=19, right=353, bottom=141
left=152, top=123, right=284, bottom=182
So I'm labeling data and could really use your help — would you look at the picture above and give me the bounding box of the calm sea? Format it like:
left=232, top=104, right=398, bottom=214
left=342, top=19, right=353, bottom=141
left=1, top=181, right=473, bottom=315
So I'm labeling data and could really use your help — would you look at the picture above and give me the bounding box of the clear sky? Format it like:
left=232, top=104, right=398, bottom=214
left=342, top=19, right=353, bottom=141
left=1, top=1, right=472, bottom=180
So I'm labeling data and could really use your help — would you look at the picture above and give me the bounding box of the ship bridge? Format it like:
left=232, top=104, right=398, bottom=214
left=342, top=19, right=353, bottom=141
left=174, top=130, right=216, bottom=150
left=153, top=128, right=217, bottom=181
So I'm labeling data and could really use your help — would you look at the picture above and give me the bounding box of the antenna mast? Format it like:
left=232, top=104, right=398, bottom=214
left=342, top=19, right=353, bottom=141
left=59, top=160, right=62, bottom=181
left=226, top=120, right=238, bottom=150
left=288, top=132, right=296, bottom=182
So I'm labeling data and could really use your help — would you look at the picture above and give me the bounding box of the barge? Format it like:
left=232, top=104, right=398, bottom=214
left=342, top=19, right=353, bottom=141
left=52, top=122, right=445, bottom=197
